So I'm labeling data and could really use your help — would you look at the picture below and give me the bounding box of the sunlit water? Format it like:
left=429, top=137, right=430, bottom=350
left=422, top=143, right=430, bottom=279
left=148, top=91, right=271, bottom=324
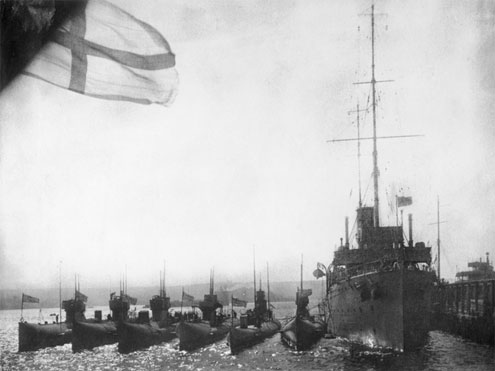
left=1, top=302, right=493, bottom=370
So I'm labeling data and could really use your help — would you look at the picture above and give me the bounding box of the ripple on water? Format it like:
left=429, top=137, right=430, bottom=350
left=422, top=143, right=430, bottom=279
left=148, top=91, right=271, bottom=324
left=1, top=307, right=494, bottom=370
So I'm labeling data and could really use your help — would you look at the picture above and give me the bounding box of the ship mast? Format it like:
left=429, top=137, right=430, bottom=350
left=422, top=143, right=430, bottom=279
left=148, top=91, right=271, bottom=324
left=349, top=103, right=366, bottom=208
left=437, top=196, right=441, bottom=280
left=166, top=260, right=167, bottom=298
left=210, top=267, right=214, bottom=295
left=370, top=4, right=380, bottom=227
left=300, top=254, right=303, bottom=291
left=253, top=248, right=256, bottom=308
left=59, top=261, right=62, bottom=325
left=329, top=5, right=420, bottom=225
left=160, top=271, right=163, bottom=297
left=357, top=104, right=362, bottom=208
left=266, top=262, right=270, bottom=314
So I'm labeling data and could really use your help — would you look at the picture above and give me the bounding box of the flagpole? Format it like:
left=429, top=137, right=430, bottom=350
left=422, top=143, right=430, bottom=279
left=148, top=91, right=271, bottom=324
left=211, top=267, right=215, bottom=295
left=395, top=195, right=399, bottom=227
left=180, top=287, right=184, bottom=316
left=267, top=262, right=271, bottom=319
left=20, top=294, right=24, bottom=321
left=395, top=196, right=399, bottom=247
left=259, top=273, right=262, bottom=298
left=300, top=254, right=303, bottom=291
left=59, top=261, right=62, bottom=325
left=437, top=195, right=441, bottom=280
left=266, top=263, right=269, bottom=311
left=231, top=294, right=234, bottom=327
left=252, top=248, right=256, bottom=310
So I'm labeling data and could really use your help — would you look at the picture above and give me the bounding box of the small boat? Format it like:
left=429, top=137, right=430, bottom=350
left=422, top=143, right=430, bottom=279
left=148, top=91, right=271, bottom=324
left=281, top=257, right=325, bottom=350
left=72, top=281, right=137, bottom=352
left=227, top=261, right=281, bottom=354
left=177, top=268, right=238, bottom=351
left=118, top=267, right=177, bottom=353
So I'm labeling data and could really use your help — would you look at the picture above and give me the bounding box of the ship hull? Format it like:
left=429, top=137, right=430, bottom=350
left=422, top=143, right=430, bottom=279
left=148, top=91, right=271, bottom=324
left=117, top=321, right=176, bottom=353
left=72, top=320, right=118, bottom=352
left=227, top=319, right=281, bottom=354
left=18, top=322, right=71, bottom=352
left=176, top=320, right=238, bottom=351
left=280, top=316, right=325, bottom=351
left=327, top=269, right=433, bottom=351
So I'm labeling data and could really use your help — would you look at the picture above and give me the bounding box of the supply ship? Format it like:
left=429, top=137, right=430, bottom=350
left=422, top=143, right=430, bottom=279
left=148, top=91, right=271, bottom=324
left=324, top=5, right=436, bottom=351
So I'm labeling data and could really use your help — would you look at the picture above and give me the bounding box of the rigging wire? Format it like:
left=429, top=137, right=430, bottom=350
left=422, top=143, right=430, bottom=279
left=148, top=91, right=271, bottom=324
left=348, top=173, right=373, bottom=247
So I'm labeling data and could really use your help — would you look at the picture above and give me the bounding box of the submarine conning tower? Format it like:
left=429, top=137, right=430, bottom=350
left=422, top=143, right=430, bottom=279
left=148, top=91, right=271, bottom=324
left=150, top=295, right=171, bottom=322
left=109, top=292, right=130, bottom=322
left=62, top=298, right=86, bottom=323
left=255, top=289, right=268, bottom=316
left=199, top=293, right=222, bottom=326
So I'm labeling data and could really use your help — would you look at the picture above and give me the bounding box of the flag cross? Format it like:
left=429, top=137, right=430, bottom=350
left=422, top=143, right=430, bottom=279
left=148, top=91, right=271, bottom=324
left=61, top=10, right=176, bottom=95
left=69, top=12, right=87, bottom=93
left=23, top=0, right=178, bottom=106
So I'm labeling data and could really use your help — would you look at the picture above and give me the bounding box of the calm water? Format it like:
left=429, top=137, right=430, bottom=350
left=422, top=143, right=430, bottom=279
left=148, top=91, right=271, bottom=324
left=1, top=303, right=493, bottom=370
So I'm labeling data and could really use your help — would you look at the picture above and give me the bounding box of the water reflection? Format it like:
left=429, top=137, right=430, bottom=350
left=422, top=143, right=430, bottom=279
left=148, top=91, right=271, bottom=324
left=1, top=307, right=494, bottom=370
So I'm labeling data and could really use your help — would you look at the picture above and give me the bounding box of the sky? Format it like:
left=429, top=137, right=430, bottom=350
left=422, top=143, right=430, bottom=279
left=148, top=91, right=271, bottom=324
left=0, top=0, right=494, bottom=290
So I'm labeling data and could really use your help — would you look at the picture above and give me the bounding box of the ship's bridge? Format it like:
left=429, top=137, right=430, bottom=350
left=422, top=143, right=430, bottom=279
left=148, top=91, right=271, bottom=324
left=333, top=206, right=431, bottom=267
left=356, top=207, right=403, bottom=249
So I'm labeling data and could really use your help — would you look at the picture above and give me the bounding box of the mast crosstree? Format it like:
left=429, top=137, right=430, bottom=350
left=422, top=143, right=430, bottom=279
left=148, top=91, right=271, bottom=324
left=328, top=5, right=421, bottom=226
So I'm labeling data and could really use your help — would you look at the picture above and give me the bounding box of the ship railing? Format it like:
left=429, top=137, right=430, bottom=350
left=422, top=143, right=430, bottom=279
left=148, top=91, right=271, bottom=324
left=332, top=259, right=405, bottom=282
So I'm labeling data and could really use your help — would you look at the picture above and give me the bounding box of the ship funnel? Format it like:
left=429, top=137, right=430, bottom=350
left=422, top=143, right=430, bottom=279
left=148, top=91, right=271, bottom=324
left=345, top=217, right=349, bottom=248
left=487, top=252, right=490, bottom=265
left=408, top=213, right=413, bottom=247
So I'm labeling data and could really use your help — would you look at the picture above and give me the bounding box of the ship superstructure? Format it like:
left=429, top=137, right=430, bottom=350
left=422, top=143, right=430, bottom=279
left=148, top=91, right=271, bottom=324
left=325, top=4, right=436, bottom=351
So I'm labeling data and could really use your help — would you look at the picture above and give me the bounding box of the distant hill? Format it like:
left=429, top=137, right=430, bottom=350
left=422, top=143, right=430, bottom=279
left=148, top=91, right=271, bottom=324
left=0, top=280, right=327, bottom=310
